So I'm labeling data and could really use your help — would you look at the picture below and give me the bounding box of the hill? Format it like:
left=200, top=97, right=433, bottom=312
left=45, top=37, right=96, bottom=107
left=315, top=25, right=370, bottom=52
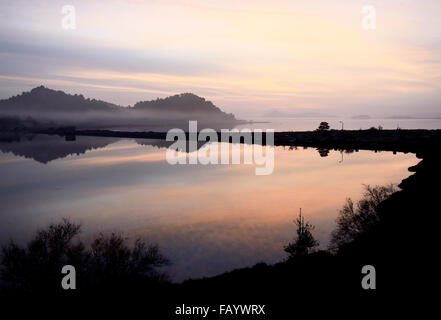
left=0, top=86, right=120, bottom=114
left=133, top=93, right=235, bottom=121
left=0, top=86, right=238, bottom=128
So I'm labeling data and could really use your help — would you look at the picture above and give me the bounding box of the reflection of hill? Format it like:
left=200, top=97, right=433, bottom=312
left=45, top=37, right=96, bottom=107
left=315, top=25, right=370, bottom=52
left=135, top=139, right=174, bottom=149
left=135, top=138, right=209, bottom=151
left=0, top=134, right=211, bottom=164
left=0, top=135, right=119, bottom=164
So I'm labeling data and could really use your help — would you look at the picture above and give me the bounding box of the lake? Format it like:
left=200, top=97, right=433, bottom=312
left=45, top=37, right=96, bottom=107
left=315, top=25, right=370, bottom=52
left=0, top=134, right=418, bottom=281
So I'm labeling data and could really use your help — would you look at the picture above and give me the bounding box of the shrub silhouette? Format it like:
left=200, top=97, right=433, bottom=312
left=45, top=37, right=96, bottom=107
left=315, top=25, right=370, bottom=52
left=330, top=184, right=397, bottom=251
left=317, top=148, right=330, bottom=157
left=0, top=219, right=169, bottom=296
left=284, top=212, right=319, bottom=259
left=87, top=233, right=170, bottom=289
left=317, top=121, right=330, bottom=131
left=1, top=219, right=85, bottom=295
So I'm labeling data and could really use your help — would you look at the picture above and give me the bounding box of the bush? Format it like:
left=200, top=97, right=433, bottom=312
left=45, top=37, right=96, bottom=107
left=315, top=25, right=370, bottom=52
left=0, top=219, right=169, bottom=296
left=330, top=184, right=397, bottom=251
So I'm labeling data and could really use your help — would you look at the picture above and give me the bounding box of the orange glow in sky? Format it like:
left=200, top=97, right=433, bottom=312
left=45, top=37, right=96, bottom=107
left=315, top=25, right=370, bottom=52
left=0, top=0, right=440, bottom=117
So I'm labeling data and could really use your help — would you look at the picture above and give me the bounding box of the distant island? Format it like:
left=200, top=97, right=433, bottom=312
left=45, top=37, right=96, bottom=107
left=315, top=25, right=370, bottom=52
left=0, top=86, right=246, bottom=130
left=385, top=115, right=441, bottom=120
left=351, top=114, right=371, bottom=120
left=263, top=108, right=336, bottom=118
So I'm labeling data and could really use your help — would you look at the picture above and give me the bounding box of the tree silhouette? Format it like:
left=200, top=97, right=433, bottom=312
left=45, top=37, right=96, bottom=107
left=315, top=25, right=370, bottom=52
left=330, top=184, right=397, bottom=251
left=284, top=211, right=319, bottom=259
left=317, top=148, right=330, bottom=157
left=87, top=233, right=170, bottom=286
left=0, top=219, right=169, bottom=296
left=317, top=121, right=330, bottom=131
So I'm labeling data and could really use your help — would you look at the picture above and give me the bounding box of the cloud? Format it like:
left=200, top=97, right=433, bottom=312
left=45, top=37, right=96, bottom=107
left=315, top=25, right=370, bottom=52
left=0, top=34, right=222, bottom=77
left=0, top=0, right=441, bottom=116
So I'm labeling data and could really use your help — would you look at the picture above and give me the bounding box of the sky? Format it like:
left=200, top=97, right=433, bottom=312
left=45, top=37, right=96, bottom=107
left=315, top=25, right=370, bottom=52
left=0, top=0, right=440, bottom=118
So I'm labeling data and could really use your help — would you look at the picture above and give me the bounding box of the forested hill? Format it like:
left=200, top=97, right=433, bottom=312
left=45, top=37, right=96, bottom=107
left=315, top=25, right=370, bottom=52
left=133, top=93, right=235, bottom=120
left=0, top=86, right=120, bottom=113
left=0, top=86, right=236, bottom=121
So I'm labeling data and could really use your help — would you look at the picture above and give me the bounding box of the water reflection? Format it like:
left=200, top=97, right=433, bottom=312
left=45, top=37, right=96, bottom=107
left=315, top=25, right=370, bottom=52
left=0, top=134, right=120, bottom=163
left=0, top=135, right=418, bottom=281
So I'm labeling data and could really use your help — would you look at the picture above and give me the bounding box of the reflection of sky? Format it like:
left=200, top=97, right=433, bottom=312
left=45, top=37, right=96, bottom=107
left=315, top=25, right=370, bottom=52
left=0, top=137, right=418, bottom=281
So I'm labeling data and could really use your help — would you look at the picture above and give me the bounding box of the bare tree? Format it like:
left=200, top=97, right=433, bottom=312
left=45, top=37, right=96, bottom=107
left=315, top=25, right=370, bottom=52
left=330, top=184, right=397, bottom=251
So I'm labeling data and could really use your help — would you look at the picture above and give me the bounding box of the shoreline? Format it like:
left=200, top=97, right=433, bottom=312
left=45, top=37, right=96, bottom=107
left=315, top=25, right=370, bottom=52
left=18, top=127, right=441, bottom=154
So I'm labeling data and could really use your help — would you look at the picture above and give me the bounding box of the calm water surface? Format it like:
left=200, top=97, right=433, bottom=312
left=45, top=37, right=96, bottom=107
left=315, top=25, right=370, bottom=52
left=0, top=135, right=418, bottom=281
